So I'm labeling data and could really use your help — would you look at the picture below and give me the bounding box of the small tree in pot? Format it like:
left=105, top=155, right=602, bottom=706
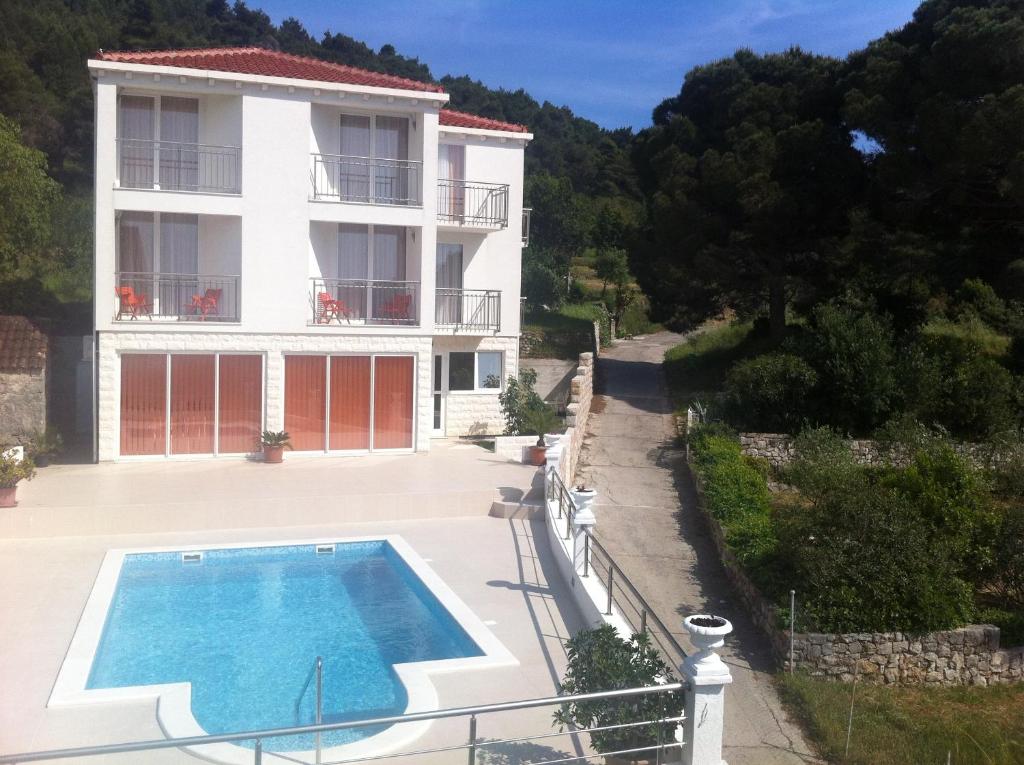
left=524, top=403, right=562, bottom=466
left=0, top=449, right=36, bottom=507
left=260, top=431, right=292, bottom=463
left=554, top=625, right=680, bottom=764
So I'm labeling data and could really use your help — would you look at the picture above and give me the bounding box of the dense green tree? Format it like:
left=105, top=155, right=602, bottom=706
left=633, top=48, right=865, bottom=337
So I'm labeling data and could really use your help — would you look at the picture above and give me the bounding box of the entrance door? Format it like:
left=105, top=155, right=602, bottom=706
left=432, top=353, right=445, bottom=437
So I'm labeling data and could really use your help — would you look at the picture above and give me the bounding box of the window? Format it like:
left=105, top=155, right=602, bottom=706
left=448, top=352, right=502, bottom=392
left=117, top=94, right=199, bottom=190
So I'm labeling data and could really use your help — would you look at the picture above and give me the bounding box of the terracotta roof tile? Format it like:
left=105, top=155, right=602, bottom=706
left=95, top=47, right=445, bottom=94
left=0, top=316, right=47, bottom=374
left=440, top=109, right=529, bottom=133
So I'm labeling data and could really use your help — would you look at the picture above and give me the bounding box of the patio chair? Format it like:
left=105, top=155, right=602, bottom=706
left=188, top=288, right=223, bottom=320
left=379, top=293, right=413, bottom=322
left=317, top=292, right=349, bottom=323
left=114, top=286, right=153, bottom=320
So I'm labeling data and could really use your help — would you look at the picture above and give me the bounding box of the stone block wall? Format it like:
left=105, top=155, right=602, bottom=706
left=435, top=336, right=519, bottom=437
left=688, top=438, right=1024, bottom=686
left=560, top=351, right=594, bottom=484
left=739, top=432, right=994, bottom=469
left=0, top=370, right=46, bottom=444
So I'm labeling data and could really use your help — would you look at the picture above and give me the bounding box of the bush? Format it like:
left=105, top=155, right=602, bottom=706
left=522, top=260, right=564, bottom=309
left=553, top=625, right=679, bottom=755
left=497, top=368, right=544, bottom=435
left=976, top=607, right=1024, bottom=647
left=720, top=353, right=818, bottom=432
left=990, top=503, right=1024, bottom=610
left=799, top=302, right=898, bottom=434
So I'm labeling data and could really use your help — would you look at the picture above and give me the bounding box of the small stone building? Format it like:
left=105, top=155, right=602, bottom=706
left=0, top=316, right=48, bottom=444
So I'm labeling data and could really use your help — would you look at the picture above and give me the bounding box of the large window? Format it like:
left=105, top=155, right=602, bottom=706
left=448, top=352, right=502, bottom=392
left=120, top=353, right=263, bottom=456
left=117, top=94, right=200, bottom=190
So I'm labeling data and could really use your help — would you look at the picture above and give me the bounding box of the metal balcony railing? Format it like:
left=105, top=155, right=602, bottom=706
left=310, top=154, right=422, bottom=206
left=437, top=180, right=509, bottom=227
left=310, top=278, right=420, bottom=326
left=522, top=207, right=532, bottom=246
left=114, top=272, right=241, bottom=322
left=116, top=139, right=241, bottom=194
left=435, top=289, right=501, bottom=332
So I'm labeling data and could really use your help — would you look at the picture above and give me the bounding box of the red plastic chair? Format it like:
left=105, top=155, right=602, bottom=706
left=188, top=288, right=223, bottom=320
left=318, top=292, right=348, bottom=323
left=379, top=293, right=413, bottom=322
left=114, top=286, right=153, bottom=320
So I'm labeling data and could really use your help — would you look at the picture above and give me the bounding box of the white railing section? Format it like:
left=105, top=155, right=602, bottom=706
left=435, top=288, right=501, bottom=332
left=542, top=440, right=734, bottom=765
left=437, top=180, right=509, bottom=227
left=310, top=154, right=422, bottom=206
left=0, top=684, right=686, bottom=765
left=117, top=138, right=241, bottom=194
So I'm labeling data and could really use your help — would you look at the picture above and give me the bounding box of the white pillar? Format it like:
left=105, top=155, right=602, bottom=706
left=681, top=615, right=733, bottom=765
left=570, top=489, right=596, bottom=576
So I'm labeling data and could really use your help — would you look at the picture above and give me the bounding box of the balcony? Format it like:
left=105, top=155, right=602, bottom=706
left=310, top=278, right=420, bottom=326
left=310, top=154, right=422, bottom=206
left=437, top=181, right=509, bottom=228
left=113, top=272, right=240, bottom=322
left=435, top=289, right=501, bottom=333
left=116, top=139, right=241, bottom=194
left=522, top=208, right=532, bottom=246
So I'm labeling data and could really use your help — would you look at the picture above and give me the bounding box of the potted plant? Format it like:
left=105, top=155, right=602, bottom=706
left=524, top=403, right=562, bottom=466
left=260, top=430, right=292, bottom=463
left=0, top=448, right=36, bottom=507
left=20, top=427, right=63, bottom=468
left=554, top=625, right=680, bottom=764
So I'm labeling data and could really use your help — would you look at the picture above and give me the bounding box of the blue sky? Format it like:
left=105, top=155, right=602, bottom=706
left=256, top=0, right=921, bottom=130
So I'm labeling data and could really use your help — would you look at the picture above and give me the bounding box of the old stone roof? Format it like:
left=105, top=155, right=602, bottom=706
left=0, top=316, right=47, bottom=373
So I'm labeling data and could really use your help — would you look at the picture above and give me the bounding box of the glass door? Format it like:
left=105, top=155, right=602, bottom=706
left=432, top=353, right=445, bottom=437
left=436, top=244, right=463, bottom=325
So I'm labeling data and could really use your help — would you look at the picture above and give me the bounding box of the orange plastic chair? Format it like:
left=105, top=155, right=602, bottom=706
left=115, top=286, right=152, bottom=320
left=380, top=293, right=413, bottom=321
left=188, top=288, right=223, bottom=320
left=318, top=292, right=348, bottom=323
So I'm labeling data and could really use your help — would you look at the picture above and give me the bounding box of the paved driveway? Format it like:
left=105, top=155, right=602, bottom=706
left=576, top=332, right=819, bottom=765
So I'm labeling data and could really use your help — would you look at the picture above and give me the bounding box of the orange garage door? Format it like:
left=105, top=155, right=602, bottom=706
left=120, top=354, right=167, bottom=456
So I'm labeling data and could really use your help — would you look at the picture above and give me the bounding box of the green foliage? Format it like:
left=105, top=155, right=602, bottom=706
left=17, top=426, right=63, bottom=460
left=664, top=321, right=763, bottom=409
left=593, top=248, right=630, bottom=296
left=497, top=368, right=543, bottom=436
left=689, top=427, right=776, bottom=568
left=721, top=353, right=818, bottom=433
left=522, top=402, right=562, bottom=444
left=989, top=503, right=1024, bottom=611
left=259, top=430, right=292, bottom=448
left=0, top=450, right=35, bottom=488
left=553, top=625, right=679, bottom=755
left=976, top=607, right=1024, bottom=647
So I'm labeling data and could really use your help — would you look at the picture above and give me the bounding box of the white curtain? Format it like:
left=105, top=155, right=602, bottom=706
left=339, top=115, right=371, bottom=201
left=374, top=117, right=408, bottom=160
left=438, top=144, right=465, bottom=219
left=118, top=96, right=155, bottom=188
left=375, top=117, right=409, bottom=204
left=160, top=214, right=199, bottom=274
left=117, top=212, right=154, bottom=273
left=435, top=243, right=463, bottom=324
left=373, top=226, right=406, bottom=280
left=338, top=223, right=370, bottom=317
left=160, top=97, right=199, bottom=190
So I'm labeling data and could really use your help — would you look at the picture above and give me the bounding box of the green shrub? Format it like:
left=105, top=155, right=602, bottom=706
left=976, top=607, right=1024, bottom=646
left=799, top=302, right=899, bottom=434
left=990, top=503, right=1024, bottom=610
left=498, top=368, right=544, bottom=435
left=720, top=353, right=818, bottom=432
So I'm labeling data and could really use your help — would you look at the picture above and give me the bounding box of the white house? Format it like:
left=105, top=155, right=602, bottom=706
left=88, top=47, right=532, bottom=461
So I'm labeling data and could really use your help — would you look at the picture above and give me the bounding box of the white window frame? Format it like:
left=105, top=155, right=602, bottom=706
left=446, top=351, right=504, bottom=395
left=115, top=92, right=200, bottom=189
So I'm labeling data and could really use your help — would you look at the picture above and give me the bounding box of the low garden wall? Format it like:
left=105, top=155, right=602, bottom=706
left=687, top=435, right=1024, bottom=687
left=739, top=432, right=992, bottom=469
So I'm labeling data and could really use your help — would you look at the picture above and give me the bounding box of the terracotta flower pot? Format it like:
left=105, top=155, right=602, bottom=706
left=263, top=445, right=284, bottom=464
left=0, top=486, right=18, bottom=508
left=527, top=444, right=547, bottom=466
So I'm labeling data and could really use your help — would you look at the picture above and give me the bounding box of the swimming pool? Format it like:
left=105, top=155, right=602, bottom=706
left=51, top=536, right=517, bottom=763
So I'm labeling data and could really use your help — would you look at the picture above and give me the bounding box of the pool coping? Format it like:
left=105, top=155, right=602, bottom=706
left=48, top=534, right=519, bottom=765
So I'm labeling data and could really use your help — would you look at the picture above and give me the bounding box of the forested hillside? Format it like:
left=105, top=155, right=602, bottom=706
left=0, top=0, right=639, bottom=316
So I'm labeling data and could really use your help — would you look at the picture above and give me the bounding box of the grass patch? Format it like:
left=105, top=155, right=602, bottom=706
left=778, top=673, right=1024, bottom=765
left=663, top=320, right=773, bottom=409
left=523, top=304, right=609, bottom=359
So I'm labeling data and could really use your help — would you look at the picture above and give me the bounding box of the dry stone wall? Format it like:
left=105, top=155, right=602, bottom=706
left=740, top=432, right=994, bottom=469
left=0, top=370, right=46, bottom=444
left=560, top=352, right=594, bottom=483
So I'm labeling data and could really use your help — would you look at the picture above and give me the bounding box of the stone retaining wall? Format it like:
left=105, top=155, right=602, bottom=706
left=687, top=432, right=1024, bottom=686
left=561, top=352, right=594, bottom=483
left=0, top=370, right=46, bottom=444
left=739, top=432, right=993, bottom=469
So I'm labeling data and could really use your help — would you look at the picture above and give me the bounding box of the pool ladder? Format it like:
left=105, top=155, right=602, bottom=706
left=293, top=655, right=323, bottom=764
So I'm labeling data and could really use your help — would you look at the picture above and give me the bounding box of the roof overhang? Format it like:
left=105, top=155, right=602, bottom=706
left=87, top=59, right=451, bottom=105
left=438, top=125, right=533, bottom=143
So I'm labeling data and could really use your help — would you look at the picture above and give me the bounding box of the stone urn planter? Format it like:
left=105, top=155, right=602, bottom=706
left=571, top=486, right=597, bottom=516
left=543, top=432, right=563, bottom=448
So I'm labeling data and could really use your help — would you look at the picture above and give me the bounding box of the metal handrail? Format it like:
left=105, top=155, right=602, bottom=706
left=434, top=288, right=501, bottom=331
left=309, top=277, right=420, bottom=326
left=114, top=271, right=241, bottom=322
left=437, top=179, right=509, bottom=227
left=0, top=683, right=684, bottom=764
left=310, top=153, right=422, bottom=206
left=522, top=207, right=532, bottom=246
left=294, top=657, right=324, bottom=764
left=116, top=138, right=242, bottom=194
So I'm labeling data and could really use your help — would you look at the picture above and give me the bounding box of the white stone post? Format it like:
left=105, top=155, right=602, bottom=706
left=570, top=488, right=596, bottom=576
left=681, top=615, right=733, bottom=765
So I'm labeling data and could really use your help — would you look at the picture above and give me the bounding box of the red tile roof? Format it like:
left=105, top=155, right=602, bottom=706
left=0, top=316, right=47, bottom=374
left=95, top=47, right=445, bottom=94
left=440, top=109, right=529, bottom=133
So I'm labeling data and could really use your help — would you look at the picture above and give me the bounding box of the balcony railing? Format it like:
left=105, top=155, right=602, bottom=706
left=310, top=278, right=420, bottom=326
left=310, top=154, right=422, bottom=206
left=116, top=139, right=241, bottom=194
left=114, top=272, right=240, bottom=322
left=437, top=180, right=509, bottom=228
left=435, top=289, right=501, bottom=332
left=521, top=207, right=532, bottom=246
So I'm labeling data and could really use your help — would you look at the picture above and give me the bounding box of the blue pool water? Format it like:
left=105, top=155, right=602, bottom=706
left=87, top=541, right=482, bottom=750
